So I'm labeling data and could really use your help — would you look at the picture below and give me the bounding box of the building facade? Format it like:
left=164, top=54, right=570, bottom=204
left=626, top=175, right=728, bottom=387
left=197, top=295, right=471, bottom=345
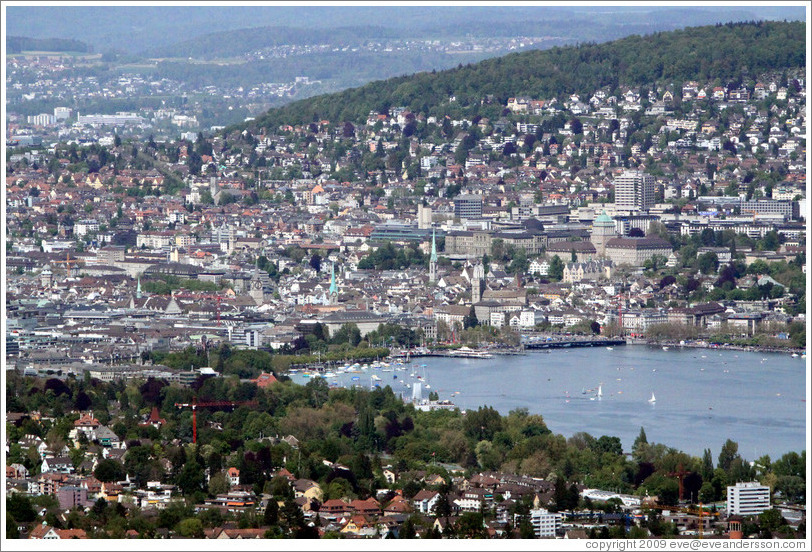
left=727, top=481, right=771, bottom=516
left=454, top=195, right=484, bottom=218
left=614, top=170, right=656, bottom=212
left=605, top=237, right=672, bottom=267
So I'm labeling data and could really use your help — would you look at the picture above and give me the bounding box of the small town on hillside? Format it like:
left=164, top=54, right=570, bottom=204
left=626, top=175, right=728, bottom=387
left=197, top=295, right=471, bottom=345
left=5, top=44, right=808, bottom=541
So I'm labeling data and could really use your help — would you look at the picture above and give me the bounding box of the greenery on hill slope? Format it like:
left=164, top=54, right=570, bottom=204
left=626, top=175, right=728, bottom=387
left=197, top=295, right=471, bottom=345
left=243, top=20, right=805, bottom=131
left=7, top=36, right=92, bottom=54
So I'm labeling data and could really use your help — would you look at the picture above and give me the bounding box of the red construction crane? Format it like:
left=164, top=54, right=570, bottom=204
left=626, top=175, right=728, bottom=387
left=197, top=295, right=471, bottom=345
left=174, top=399, right=258, bottom=443
left=667, top=463, right=691, bottom=502
left=172, top=291, right=226, bottom=325
left=52, top=252, right=82, bottom=277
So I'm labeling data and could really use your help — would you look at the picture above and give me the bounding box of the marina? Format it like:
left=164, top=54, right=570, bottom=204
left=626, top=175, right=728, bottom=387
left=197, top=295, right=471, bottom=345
left=288, top=345, right=806, bottom=458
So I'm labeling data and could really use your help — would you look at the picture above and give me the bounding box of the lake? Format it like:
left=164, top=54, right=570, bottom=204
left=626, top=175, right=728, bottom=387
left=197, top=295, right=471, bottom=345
left=289, top=345, right=807, bottom=460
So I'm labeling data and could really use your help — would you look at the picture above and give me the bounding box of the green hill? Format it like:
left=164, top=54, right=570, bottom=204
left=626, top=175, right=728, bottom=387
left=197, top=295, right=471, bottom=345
left=243, top=20, right=805, bottom=131
left=7, top=36, right=91, bottom=54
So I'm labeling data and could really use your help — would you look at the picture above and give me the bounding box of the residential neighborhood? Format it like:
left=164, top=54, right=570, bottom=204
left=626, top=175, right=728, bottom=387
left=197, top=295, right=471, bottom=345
left=5, top=16, right=807, bottom=542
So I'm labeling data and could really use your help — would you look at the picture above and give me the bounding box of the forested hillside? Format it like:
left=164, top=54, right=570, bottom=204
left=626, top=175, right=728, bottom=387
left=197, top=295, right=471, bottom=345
left=244, top=20, right=805, bottom=131
left=7, top=36, right=91, bottom=53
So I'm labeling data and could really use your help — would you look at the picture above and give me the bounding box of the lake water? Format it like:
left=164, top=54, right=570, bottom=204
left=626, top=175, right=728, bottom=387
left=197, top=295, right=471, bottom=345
left=289, top=345, right=808, bottom=459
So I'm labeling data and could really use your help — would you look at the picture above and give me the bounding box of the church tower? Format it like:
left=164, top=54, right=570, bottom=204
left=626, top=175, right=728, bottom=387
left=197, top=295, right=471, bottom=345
left=591, top=210, right=617, bottom=258
left=329, top=263, right=338, bottom=305
left=429, top=229, right=438, bottom=284
left=249, top=268, right=265, bottom=306
left=40, top=265, right=53, bottom=289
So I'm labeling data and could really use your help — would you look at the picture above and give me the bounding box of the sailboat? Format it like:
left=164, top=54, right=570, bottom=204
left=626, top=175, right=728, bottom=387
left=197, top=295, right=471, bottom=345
left=590, top=384, right=603, bottom=401
left=648, top=392, right=656, bottom=404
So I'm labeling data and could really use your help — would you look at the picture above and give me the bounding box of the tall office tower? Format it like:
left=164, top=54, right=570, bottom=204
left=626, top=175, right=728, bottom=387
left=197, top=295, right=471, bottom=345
left=614, top=170, right=655, bottom=212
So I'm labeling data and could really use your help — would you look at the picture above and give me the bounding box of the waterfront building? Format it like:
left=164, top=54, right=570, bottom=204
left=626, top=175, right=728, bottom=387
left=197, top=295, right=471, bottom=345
left=727, top=481, right=771, bottom=516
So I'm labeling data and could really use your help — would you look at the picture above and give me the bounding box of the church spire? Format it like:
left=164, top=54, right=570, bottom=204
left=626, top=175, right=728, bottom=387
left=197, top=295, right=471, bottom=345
left=136, top=277, right=142, bottom=299
left=329, top=262, right=338, bottom=303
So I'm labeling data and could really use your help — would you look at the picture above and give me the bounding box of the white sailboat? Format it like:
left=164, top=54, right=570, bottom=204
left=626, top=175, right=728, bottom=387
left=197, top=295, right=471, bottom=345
left=648, top=392, right=656, bottom=404
left=589, top=384, right=603, bottom=401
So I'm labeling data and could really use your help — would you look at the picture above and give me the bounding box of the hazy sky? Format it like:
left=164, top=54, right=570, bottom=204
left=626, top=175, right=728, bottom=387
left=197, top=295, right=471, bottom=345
left=6, top=4, right=806, bottom=54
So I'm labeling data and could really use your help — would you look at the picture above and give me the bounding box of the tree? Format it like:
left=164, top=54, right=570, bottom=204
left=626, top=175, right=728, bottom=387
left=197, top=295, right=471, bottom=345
left=456, top=512, right=487, bottom=538
left=698, top=251, right=719, bottom=274
left=718, top=439, right=741, bottom=473
left=463, top=306, right=479, bottom=329
left=309, top=254, right=322, bottom=273
left=700, top=448, right=714, bottom=480
left=633, top=427, right=648, bottom=454
left=94, top=459, right=125, bottom=482
left=400, top=517, right=416, bottom=539
left=208, top=471, right=230, bottom=496
left=548, top=255, right=564, bottom=281
left=176, top=518, right=204, bottom=538
left=264, top=498, right=279, bottom=526
left=176, top=459, right=206, bottom=495
left=7, top=493, right=37, bottom=523
left=463, top=406, right=502, bottom=442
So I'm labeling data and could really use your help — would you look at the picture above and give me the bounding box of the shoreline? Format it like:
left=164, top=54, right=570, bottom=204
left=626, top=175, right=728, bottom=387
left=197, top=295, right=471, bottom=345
left=637, top=339, right=806, bottom=356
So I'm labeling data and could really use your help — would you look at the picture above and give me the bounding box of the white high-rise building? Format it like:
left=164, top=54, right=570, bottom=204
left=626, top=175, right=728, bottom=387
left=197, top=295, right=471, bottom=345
left=417, top=204, right=433, bottom=229
left=517, top=508, right=561, bottom=538
left=727, top=481, right=771, bottom=516
left=614, top=170, right=655, bottom=212
left=54, top=107, right=72, bottom=121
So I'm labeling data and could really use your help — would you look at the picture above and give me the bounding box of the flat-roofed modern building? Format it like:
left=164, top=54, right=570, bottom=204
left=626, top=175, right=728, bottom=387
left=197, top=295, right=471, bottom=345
left=520, top=508, right=562, bottom=537
left=727, top=481, right=771, bottom=516
left=614, top=170, right=655, bottom=212
left=454, top=194, right=483, bottom=218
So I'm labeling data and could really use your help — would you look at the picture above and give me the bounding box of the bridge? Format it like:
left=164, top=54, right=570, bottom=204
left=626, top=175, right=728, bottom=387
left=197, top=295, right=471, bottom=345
left=523, top=338, right=627, bottom=350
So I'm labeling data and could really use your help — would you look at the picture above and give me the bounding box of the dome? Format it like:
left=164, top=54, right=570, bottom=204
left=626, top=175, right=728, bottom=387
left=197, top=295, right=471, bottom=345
left=593, top=210, right=615, bottom=225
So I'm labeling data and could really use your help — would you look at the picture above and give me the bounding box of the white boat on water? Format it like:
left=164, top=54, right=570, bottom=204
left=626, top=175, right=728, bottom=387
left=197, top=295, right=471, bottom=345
left=648, top=392, right=656, bottom=404
left=662, top=346, right=670, bottom=351
left=590, top=384, right=603, bottom=401
left=447, top=346, right=494, bottom=359
left=371, top=374, right=382, bottom=381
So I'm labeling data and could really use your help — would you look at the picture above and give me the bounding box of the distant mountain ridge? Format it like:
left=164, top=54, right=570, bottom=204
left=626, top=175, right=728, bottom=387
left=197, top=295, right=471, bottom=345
left=143, top=25, right=404, bottom=59
left=140, top=8, right=792, bottom=60
left=242, top=20, right=805, bottom=132
left=6, top=5, right=803, bottom=54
